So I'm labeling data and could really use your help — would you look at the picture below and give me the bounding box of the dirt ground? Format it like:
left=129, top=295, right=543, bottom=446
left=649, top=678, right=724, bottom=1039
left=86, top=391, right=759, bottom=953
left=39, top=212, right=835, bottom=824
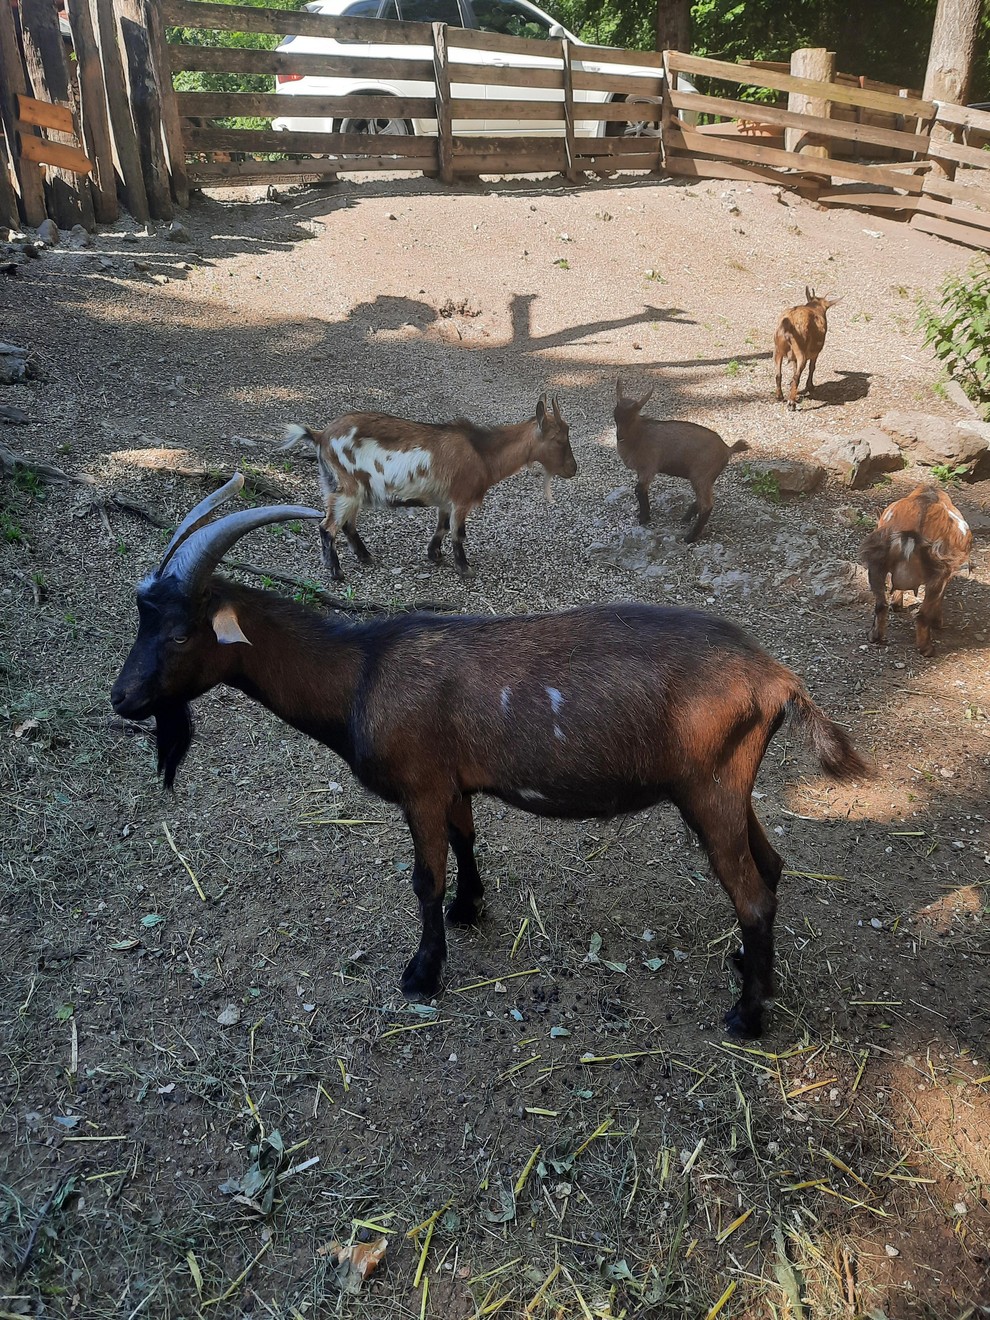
left=1, top=170, right=989, bottom=1320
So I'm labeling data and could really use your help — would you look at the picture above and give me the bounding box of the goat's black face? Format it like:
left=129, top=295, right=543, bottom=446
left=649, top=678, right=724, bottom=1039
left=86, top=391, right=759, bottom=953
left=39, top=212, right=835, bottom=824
left=111, top=578, right=220, bottom=721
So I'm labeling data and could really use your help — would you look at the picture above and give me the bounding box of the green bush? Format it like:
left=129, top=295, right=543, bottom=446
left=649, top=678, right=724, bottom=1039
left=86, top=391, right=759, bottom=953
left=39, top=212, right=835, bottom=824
left=918, top=258, right=990, bottom=416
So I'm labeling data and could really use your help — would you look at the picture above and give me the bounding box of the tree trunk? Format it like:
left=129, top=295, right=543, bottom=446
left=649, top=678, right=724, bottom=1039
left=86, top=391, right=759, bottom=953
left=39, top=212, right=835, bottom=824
left=656, top=0, right=690, bottom=54
left=923, top=0, right=982, bottom=105
left=785, top=47, right=835, bottom=159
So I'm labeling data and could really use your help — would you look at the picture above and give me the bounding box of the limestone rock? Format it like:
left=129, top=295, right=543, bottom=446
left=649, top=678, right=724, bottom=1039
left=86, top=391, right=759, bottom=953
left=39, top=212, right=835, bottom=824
left=37, top=218, right=59, bottom=245
left=744, top=458, right=826, bottom=498
left=813, top=428, right=904, bottom=489
left=880, top=409, right=989, bottom=472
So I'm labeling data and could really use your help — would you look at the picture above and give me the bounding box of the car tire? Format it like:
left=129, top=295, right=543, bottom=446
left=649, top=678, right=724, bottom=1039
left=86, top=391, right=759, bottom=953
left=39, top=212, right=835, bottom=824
left=339, top=115, right=413, bottom=137
left=604, top=95, right=662, bottom=139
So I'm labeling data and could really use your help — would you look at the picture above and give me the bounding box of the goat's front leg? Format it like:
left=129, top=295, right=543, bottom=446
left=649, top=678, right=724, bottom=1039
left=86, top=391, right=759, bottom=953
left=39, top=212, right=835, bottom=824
left=428, top=509, right=450, bottom=564
left=634, top=480, right=651, bottom=526
left=446, top=794, right=483, bottom=925
left=400, top=800, right=452, bottom=998
left=867, top=566, right=890, bottom=645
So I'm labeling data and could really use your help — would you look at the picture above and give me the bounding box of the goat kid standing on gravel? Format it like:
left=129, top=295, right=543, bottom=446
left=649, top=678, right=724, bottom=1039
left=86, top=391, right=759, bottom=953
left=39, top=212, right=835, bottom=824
left=283, top=396, right=576, bottom=579
left=774, top=287, right=841, bottom=409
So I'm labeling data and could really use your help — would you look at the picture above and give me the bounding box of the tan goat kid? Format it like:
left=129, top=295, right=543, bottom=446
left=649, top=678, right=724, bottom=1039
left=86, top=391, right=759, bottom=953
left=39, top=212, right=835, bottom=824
left=861, top=484, right=973, bottom=656
left=614, top=379, right=749, bottom=543
left=774, top=287, right=841, bottom=409
left=284, top=397, right=577, bottom=579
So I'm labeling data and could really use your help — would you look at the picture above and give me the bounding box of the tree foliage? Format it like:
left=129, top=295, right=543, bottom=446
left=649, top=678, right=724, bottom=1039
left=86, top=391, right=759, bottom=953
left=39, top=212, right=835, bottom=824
left=549, top=0, right=990, bottom=101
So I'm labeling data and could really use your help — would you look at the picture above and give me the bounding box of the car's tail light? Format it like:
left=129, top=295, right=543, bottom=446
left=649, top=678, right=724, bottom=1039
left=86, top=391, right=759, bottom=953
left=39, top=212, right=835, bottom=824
left=277, top=73, right=304, bottom=84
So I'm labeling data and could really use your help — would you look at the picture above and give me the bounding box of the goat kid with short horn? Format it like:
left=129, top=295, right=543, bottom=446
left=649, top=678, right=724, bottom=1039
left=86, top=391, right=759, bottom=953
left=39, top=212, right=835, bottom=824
left=112, top=477, right=868, bottom=1039
left=283, top=396, right=576, bottom=580
left=774, top=287, right=841, bottom=409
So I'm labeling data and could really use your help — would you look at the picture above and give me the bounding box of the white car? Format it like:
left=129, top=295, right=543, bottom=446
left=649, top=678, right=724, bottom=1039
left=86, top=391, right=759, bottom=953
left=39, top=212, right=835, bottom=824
left=272, top=0, right=684, bottom=140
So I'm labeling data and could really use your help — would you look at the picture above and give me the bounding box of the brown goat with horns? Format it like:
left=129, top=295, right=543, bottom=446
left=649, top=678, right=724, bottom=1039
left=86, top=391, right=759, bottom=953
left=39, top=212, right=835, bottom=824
left=111, top=477, right=867, bottom=1038
left=774, top=287, right=840, bottom=409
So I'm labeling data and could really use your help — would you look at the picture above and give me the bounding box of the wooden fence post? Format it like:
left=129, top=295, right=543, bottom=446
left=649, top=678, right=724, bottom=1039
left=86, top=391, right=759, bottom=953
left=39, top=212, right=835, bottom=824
left=145, top=0, right=189, bottom=207
left=0, top=131, right=20, bottom=229
left=0, top=0, right=48, bottom=227
left=561, top=37, right=577, bottom=182
left=20, top=0, right=96, bottom=229
left=66, top=0, right=118, bottom=222
left=117, top=0, right=173, bottom=219
left=785, top=47, right=835, bottom=196
left=94, top=0, right=150, bottom=222
left=660, top=48, right=674, bottom=170
left=431, top=22, right=453, bottom=184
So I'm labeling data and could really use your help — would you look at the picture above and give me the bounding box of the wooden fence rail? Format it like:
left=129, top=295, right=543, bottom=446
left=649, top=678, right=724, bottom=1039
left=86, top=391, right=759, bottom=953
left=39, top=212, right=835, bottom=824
left=0, top=0, right=987, bottom=251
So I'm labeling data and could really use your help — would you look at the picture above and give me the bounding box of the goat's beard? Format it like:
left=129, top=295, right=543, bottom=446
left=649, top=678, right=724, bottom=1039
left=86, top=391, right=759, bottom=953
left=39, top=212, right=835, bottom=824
left=154, top=700, right=195, bottom=790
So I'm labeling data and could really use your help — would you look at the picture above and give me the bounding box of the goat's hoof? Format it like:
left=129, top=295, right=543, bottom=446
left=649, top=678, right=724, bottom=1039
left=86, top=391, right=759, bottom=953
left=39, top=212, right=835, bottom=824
left=355, top=549, right=373, bottom=566
left=682, top=531, right=701, bottom=545
left=637, top=516, right=651, bottom=528
left=400, top=954, right=442, bottom=999
left=724, top=1000, right=764, bottom=1039
left=446, top=896, right=482, bottom=926
left=427, top=548, right=443, bottom=565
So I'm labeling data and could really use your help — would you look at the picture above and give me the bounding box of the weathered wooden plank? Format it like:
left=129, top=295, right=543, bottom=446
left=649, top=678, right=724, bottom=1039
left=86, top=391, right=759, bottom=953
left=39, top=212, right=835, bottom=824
left=668, top=89, right=931, bottom=155
left=162, top=0, right=434, bottom=45
left=186, top=126, right=436, bottom=156
left=18, top=133, right=93, bottom=173
left=921, top=168, right=990, bottom=202
left=935, top=101, right=990, bottom=133
left=817, top=189, right=918, bottom=210
left=909, top=211, right=990, bottom=250
left=664, top=152, right=792, bottom=186
left=666, top=49, right=934, bottom=118
left=432, top=21, right=453, bottom=184
left=561, top=37, right=577, bottom=181
left=117, top=0, right=172, bottom=219
left=94, top=0, right=149, bottom=220
left=665, top=125, right=927, bottom=193
left=453, top=150, right=565, bottom=173
left=927, top=136, right=990, bottom=170
left=573, top=136, right=661, bottom=156
left=0, top=0, right=47, bottom=226
left=178, top=91, right=436, bottom=119
left=16, top=95, right=75, bottom=135
left=65, top=0, right=118, bottom=221
left=188, top=156, right=429, bottom=182
left=169, top=45, right=436, bottom=83
left=572, top=43, right=662, bottom=69
left=19, top=0, right=95, bottom=227
left=0, top=131, right=20, bottom=228
left=444, top=25, right=560, bottom=59
left=145, top=0, right=189, bottom=206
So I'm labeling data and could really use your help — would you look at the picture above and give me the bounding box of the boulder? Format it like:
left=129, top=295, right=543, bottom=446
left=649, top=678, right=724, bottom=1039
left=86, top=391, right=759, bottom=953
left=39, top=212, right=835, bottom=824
left=813, top=428, right=904, bottom=489
left=37, top=218, right=59, bottom=246
left=880, top=409, right=990, bottom=473
left=743, top=458, right=825, bottom=498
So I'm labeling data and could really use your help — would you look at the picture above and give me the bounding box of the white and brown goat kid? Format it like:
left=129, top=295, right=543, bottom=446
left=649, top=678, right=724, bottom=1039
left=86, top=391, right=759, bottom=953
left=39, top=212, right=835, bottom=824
left=774, top=287, right=841, bottom=409
left=284, top=398, right=577, bottom=579
left=861, top=484, right=973, bottom=656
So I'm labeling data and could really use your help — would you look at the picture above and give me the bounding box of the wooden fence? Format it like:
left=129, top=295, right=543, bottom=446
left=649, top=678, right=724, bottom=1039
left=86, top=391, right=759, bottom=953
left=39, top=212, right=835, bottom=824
left=0, top=0, right=988, bottom=251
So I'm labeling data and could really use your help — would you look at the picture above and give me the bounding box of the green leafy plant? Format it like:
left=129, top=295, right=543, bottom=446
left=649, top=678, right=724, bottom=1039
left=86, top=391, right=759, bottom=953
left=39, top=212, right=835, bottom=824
left=1, top=512, right=24, bottom=543
left=725, top=358, right=741, bottom=377
left=931, top=462, right=970, bottom=485
left=553, top=258, right=570, bottom=270
left=743, top=465, right=781, bottom=503
left=918, top=258, right=990, bottom=416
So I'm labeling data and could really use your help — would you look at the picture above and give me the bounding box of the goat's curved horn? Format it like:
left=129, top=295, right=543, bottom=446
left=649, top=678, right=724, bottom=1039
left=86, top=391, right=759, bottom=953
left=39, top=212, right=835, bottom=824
left=161, top=502, right=323, bottom=594
left=158, top=472, right=246, bottom=573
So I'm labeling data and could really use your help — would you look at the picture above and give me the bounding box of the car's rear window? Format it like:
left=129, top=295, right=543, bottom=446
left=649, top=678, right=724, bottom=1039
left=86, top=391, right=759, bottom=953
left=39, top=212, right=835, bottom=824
left=399, top=0, right=462, bottom=24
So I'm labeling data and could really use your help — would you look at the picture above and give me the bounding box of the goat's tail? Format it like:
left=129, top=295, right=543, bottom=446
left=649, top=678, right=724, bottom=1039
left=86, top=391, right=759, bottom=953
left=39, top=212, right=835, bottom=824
left=281, top=422, right=320, bottom=452
left=729, top=439, right=750, bottom=455
left=788, top=689, right=870, bottom=781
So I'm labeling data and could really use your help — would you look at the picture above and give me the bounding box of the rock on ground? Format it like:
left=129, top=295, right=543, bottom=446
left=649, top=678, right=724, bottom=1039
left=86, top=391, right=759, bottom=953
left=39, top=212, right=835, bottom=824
left=814, top=428, right=904, bottom=489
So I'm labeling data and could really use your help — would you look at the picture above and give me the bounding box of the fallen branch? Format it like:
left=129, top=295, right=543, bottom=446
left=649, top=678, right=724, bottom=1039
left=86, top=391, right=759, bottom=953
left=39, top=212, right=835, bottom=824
left=121, top=452, right=291, bottom=502
left=0, top=444, right=95, bottom=486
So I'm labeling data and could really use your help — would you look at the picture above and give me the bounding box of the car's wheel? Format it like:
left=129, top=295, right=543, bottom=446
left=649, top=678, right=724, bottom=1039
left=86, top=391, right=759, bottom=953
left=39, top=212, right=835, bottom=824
left=605, top=95, right=662, bottom=139
left=339, top=115, right=412, bottom=137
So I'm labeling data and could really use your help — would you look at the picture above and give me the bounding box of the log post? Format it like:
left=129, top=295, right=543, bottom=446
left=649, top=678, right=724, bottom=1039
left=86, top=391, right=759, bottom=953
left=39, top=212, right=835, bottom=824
left=94, top=0, right=150, bottom=221
left=0, top=0, right=49, bottom=227
left=66, top=0, right=118, bottom=222
left=923, top=0, right=982, bottom=181
left=0, top=132, right=20, bottom=229
left=19, top=0, right=96, bottom=229
left=785, top=46, right=835, bottom=196
left=561, top=37, right=578, bottom=182
left=660, top=49, right=675, bottom=172
left=117, top=0, right=173, bottom=219
left=431, top=22, right=453, bottom=185
left=145, top=0, right=189, bottom=207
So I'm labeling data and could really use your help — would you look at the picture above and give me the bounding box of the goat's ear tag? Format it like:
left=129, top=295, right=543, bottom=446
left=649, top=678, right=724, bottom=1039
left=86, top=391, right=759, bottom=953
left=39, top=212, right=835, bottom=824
left=212, top=603, right=252, bottom=646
